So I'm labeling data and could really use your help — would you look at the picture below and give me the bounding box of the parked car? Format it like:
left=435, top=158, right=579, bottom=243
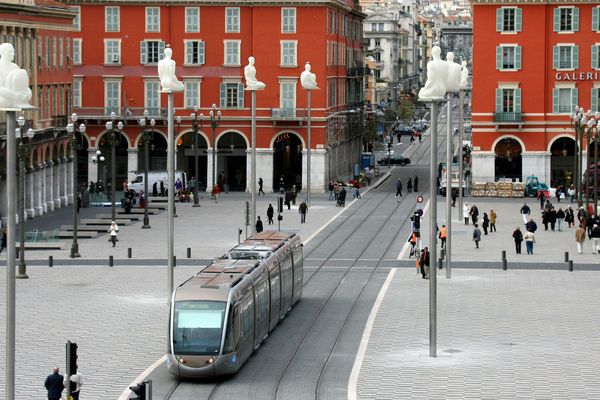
left=394, top=126, right=415, bottom=136
left=377, top=156, right=411, bottom=166
left=412, top=120, right=428, bottom=132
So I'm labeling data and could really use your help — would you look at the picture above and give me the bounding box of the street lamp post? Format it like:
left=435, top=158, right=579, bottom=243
left=105, top=112, right=123, bottom=221
left=206, top=103, right=221, bottom=195
left=139, top=110, right=155, bottom=228
left=66, top=113, right=85, bottom=258
left=16, top=117, right=33, bottom=279
left=584, top=113, right=600, bottom=214
left=572, top=108, right=587, bottom=206
left=190, top=107, right=200, bottom=207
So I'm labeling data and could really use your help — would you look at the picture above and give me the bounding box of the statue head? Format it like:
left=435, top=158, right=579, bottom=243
left=431, top=46, right=441, bottom=59
left=0, top=43, right=15, bottom=61
left=462, top=61, right=467, bottom=68
left=248, top=56, right=255, bottom=66
left=446, top=52, right=455, bottom=62
left=305, top=62, right=311, bottom=72
left=164, top=46, right=173, bottom=59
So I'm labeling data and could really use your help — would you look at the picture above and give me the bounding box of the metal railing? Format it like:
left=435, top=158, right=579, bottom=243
left=494, top=112, right=522, bottom=122
left=72, top=107, right=168, bottom=119
left=271, top=108, right=307, bottom=120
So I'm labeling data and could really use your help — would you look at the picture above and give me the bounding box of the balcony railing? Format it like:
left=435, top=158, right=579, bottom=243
left=271, top=108, right=306, bottom=120
left=72, top=107, right=168, bottom=119
left=494, top=112, right=522, bottom=122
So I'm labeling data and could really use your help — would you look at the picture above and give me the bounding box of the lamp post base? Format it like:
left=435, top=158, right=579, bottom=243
left=16, top=272, right=29, bottom=279
left=69, top=245, right=81, bottom=258
left=142, top=216, right=151, bottom=229
left=192, top=203, right=200, bottom=208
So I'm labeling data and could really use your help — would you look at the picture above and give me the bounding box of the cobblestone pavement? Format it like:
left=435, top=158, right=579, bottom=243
left=357, top=268, right=600, bottom=399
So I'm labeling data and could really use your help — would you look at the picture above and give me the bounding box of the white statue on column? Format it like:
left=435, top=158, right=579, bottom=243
left=0, top=42, right=32, bottom=108
left=460, top=60, right=469, bottom=89
left=418, top=46, right=448, bottom=101
left=244, top=56, right=266, bottom=90
left=445, top=52, right=462, bottom=93
left=158, top=46, right=184, bottom=92
left=300, top=62, right=319, bottom=90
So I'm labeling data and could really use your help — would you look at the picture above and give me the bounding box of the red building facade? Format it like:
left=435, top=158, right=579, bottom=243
left=472, top=0, right=600, bottom=187
left=67, top=0, right=366, bottom=192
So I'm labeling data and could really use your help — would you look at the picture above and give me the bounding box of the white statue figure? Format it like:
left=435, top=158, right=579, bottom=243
left=0, top=42, right=32, bottom=108
left=158, top=46, right=184, bottom=92
left=244, top=56, right=266, bottom=90
left=300, top=62, right=319, bottom=90
left=418, top=46, right=448, bottom=101
left=460, top=61, right=469, bottom=89
left=445, top=52, right=462, bottom=93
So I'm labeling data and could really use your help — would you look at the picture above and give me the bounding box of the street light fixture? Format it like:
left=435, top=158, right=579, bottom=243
left=572, top=107, right=587, bottom=206
left=207, top=103, right=221, bottom=194
left=16, top=117, right=33, bottom=279
left=139, top=110, right=155, bottom=228
left=105, top=112, right=123, bottom=221
left=66, top=114, right=85, bottom=258
left=190, top=107, right=201, bottom=207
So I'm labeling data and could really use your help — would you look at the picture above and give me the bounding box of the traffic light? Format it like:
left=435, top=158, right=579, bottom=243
left=66, top=341, right=78, bottom=375
left=413, top=212, right=421, bottom=230
left=387, top=141, right=392, bottom=151
left=130, top=380, right=151, bottom=400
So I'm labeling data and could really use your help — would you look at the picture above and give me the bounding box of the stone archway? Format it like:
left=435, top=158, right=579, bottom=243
left=549, top=136, right=576, bottom=187
left=494, top=137, right=522, bottom=181
left=273, top=132, right=303, bottom=192
left=175, top=130, right=208, bottom=191
left=217, top=131, right=247, bottom=191
left=97, top=131, right=130, bottom=191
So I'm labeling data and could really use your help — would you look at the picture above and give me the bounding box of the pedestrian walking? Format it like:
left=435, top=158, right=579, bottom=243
left=512, top=226, right=523, bottom=254
left=64, top=371, right=83, bottom=400
left=160, top=180, right=165, bottom=196
left=542, top=210, right=550, bottom=231
left=328, top=180, right=335, bottom=200
left=258, top=177, right=265, bottom=195
left=520, top=202, right=531, bottom=224
left=575, top=224, right=586, bottom=254
left=549, top=208, right=557, bottom=231
left=285, top=191, right=292, bottom=209
left=395, top=179, right=403, bottom=197
left=45, top=366, right=64, bottom=400
left=568, top=185, right=576, bottom=202
left=591, top=224, right=600, bottom=254
left=255, top=216, right=263, bottom=233
left=291, top=185, right=297, bottom=205
left=109, top=220, right=119, bottom=247
left=353, top=182, right=361, bottom=199
left=413, top=176, right=419, bottom=192
left=152, top=181, right=158, bottom=197
left=482, top=212, right=490, bottom=235
left=538, top=190, right=545, bottom=209
left=473, top=224, right=482, bottom=248
left=556, top=208, right=565, bottom=231
left=408, top=231, right=418, bottom=257
left=267, top=204, right=274, bottom=225
left=420, top=247, right=430, bottom=279
left=525, top=217, right=538, bottom=233
left=565, top=206, right=575, bottom=228
left=0, top=227, right=6, bottom=254
left=489, top=208, right=497, bottom=232
left=439, top=224, right=447, bottom=248
left=407, top=178, right=413, bottom=193
left=299, top=201, right=308, bottom=223
left=524, top=230, right=536, bottom=254
left=463, top=202, right=470, bottom=225
left=470, top=204, right=479, bottom=225
left=451, top=189, right=457, bottom=207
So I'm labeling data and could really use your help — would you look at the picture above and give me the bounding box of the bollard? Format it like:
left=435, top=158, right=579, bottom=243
left=127, top=247, right=132, bottom=259
left=187, top=247, right=191, bottom=259
left=440, top=248, right=445, bottom=260
left=173, top=255, right=176, bottom=267
left=569, top=260, right=573, bottom=272
left=438, top=258, right=443, bottom=269
left=564, top=251, right=569, bottom=262
left=109, top=255, right=114, bottom=267
left=48, top=255, right=53, bottom=268
left=502, top=259, right=507, bottom=270
left=502, top=250, right=506, bottom=261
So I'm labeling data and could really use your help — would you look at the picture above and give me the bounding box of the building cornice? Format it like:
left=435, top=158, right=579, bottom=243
left=472, top=0, right=599, bottom=4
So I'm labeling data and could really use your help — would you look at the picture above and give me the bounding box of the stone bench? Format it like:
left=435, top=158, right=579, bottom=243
left=60, top=225, right=113, bottom=232
left=16, top=242, right=67, bottom=250
left=56, top=231, right=99, bottom=239
left=96, top=214, right=142, bottom=221
left=80, top=219, right=132, bottom=226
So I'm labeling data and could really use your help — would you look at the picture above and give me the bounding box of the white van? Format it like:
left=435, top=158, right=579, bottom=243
left=129, top=171, right=187, bottom=194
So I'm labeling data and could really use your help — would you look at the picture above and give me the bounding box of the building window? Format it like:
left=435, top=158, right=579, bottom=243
left=594, top=7, right=600, bottom=32
left=73, top=39, right=82, bottom=65
left=554, top=7, right=579, bottom=32
left=374, top=38, right=381, bottom=47
left=496, top=45, right=522, bottom=70
left=45, top=37, right=50, bottom=68
left=224, top=40, right=240, bottom=66
left=553, top=45, right=578, bottom=70
left=496, top=7, right=522, bottom=33
left=225, top=8, right=240, bottom=33
left=591, top=88, right=600, bottom=112
left=72, top=6, right=80, bottom=31
left=73, top=80, right=81, bottom=108
left=66, top=38, right=71, bottom=67
left=184, top=81, right=200, bottom=109
left=553, top=87, right=577, bottom=114
left=219, top=82, right=244, bottom=108
left=280, top=41, right=297, bottom=67
left=184, top=40, right=205, bottom=65
left=59, top=38, right=64, bottom=68
left=105, top=6, right=120, bottom=32
left=52, top=37, right=57, bottom=67
left=146, top=7, right=160, bottom=32
left=104, top=40, right=120, bottom=64
left=104, top=80, right=121, bottom=114
left=378, top=23, right=384, bottom=31
left=495, top=88, right=521, bottom=113
left=282, top=8, right=296, bottom=33
left=371, top=23, right=376, bottom=32
left=592, top=45, right=600, bottom=69
left=280, top=80, right=296, bottom=114
left=186, top=7, right=200, bottom=32
left=140, top=40, right=165, bottom=64
left=44, top=87, right=50, bottom=118
left=144, top=81, right=160, bottom=115
left=329, top=79, right=337, bottom=107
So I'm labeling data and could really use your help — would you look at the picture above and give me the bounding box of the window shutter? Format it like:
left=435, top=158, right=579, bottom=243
left=516, top=8, right=523, bottom=32
left=237, top=83, right=245, bottom=108
left=594, top=7, right=600, bottom=32
left=495, top=88, right=503, bottom=113
left=496, top=46, right=503, bottom=70
left=593, top=45, right=599, bottom=69
left=514, top=88, right=522, bottom=113
left=553, top=46, right=559, bottom=69
left=199, top=41, right=205, bottom=64
left=553, top=8, right=560, bottom=32
left=140, top=41, right=147, bottom=64
left=185, top=42, right=192, bottom=64
left=158, top=41, right=165, bottom=61
left=496, top=8, right=503, bottom=32
left=515, top=46, right=522, bottom=70
left=553, top=88, right=559, bottom=113
left=573, top=45, right=579, bottom=69
left=571, top=88, right=578, bottom=113
left=592, top=88, right=598, bottom=112
left=220, top=83, right=226, bottom=108
left=573, top=7, right=579, bottom=32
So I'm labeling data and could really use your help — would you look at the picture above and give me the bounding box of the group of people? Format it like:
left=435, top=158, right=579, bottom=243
left=461, top=203, right=498, bottom=249
left=396, top=176, right=420, bottom=199
left=44, top=366, right=83, bottom=400
left=257, top=200, right=308, bottom=232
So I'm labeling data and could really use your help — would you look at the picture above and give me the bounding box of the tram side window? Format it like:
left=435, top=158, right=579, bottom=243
left=222, top=307, right=235, bottom=353
left=239, top=294, right=253, bottom=340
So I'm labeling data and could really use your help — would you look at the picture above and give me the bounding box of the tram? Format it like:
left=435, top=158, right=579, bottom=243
left=167, top=231, right=303, bottom=378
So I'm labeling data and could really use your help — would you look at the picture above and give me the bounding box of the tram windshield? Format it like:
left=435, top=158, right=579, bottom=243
left=173, top=301, right=226, bottom=355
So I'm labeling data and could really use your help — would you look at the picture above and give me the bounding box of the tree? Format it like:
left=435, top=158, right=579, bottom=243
left=398, top=97, right=414, bottom=122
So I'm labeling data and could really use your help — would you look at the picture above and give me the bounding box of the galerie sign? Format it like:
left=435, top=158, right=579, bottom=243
left=555, top=72, right=600, bottom=81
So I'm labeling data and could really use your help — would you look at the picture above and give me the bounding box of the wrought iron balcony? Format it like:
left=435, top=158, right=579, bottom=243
left=494, top=112, right=522, bottom=122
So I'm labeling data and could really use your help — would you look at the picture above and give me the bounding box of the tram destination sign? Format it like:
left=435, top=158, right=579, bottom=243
left=555, top=71, right=600, bottom=81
